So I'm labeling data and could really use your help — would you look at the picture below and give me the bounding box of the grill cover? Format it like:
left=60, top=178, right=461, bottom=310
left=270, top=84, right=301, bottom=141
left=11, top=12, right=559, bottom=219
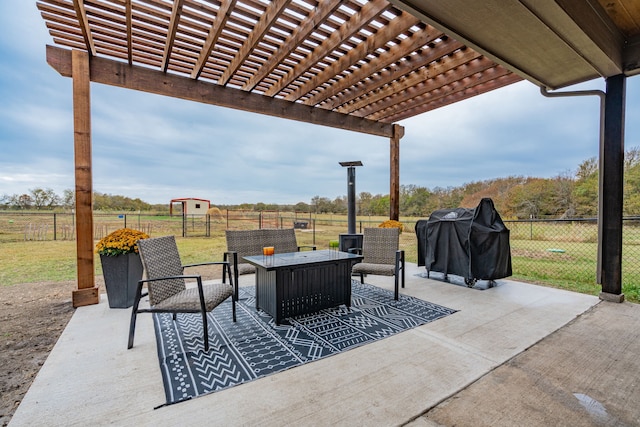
left=415, top=198, right=512, bottom=281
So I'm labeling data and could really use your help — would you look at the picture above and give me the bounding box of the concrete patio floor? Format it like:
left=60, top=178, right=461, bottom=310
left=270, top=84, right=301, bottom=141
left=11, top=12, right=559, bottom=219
left=10, top=263, right=639, bottom=426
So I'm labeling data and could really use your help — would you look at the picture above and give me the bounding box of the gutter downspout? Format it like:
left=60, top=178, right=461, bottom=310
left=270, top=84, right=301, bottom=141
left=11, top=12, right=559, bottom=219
left=539, top=85, right=604, bottom=130
left=539, top=85, right=606, bottom=285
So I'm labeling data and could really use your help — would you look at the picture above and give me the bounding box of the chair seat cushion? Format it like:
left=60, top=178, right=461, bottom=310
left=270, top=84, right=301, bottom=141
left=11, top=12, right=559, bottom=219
left=238, top=263, right=256, bottom=275
left=352, top=262, right=395, bottom=276
left=153, top=283, right=233, bottom=311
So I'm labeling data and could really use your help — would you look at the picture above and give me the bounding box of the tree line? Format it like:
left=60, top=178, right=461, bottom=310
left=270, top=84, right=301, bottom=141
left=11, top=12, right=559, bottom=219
left=307, top=147, right=640, bottom=219
left=0, top=190, right=163, bottom=212
left=3, top=147, right=639, bottom=219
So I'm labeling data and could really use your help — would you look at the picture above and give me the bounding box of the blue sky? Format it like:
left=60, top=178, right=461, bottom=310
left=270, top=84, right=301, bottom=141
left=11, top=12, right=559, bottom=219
left=1, top=3, right=638, bottom=206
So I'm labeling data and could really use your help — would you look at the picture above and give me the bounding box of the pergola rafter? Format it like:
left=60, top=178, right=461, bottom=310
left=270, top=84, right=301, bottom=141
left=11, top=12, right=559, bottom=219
left=72, top=0, right=96, bottom=56
left=191, top=0, right=236, bottom=79
left=160, top=0, right=184, bottom=72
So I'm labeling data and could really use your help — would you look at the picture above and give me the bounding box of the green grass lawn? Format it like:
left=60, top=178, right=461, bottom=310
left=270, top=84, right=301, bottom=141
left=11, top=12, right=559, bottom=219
left=1, top=222, right=638, bottom=303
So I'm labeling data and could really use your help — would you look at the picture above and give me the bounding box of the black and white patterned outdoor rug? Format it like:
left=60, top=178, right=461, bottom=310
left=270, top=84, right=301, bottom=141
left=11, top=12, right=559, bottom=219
left=152, top=280, right=457, bottom=406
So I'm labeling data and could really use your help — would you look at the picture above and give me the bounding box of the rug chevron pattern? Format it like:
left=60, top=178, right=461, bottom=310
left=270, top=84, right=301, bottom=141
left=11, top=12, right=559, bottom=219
left=153, top=281, right=457, bottom=406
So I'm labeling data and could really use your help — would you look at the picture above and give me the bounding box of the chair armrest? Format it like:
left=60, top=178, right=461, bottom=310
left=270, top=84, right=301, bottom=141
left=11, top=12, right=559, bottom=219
left=297, top=245, right=317, bottom=251
left=182, top=261, right=230, bottom=269
left=222, top=252, right=239, bottom=300
left=138, top=274, right=202, bottom=284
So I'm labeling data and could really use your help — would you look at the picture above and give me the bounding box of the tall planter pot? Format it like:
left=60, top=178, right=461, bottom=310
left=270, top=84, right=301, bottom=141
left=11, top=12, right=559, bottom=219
left=100, top=253, right=144, bottom=308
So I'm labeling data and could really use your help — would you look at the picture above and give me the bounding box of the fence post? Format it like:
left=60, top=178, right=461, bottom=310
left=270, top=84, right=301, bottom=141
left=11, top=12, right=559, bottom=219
left=124, top=214, right=127, bottom=229
left=182, top=214, right=186, bottom=237
left=206, top=214, right=210, bottom=237
left=53, top=213, right=57, bottom=241
left=530, top=219, right=533, bottom=240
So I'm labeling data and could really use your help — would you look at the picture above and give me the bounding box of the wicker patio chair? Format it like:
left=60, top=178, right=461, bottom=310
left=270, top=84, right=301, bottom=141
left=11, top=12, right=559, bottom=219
left=128, top=235, right=237, bottom=352
left=351, top=227, right=405, bottom=300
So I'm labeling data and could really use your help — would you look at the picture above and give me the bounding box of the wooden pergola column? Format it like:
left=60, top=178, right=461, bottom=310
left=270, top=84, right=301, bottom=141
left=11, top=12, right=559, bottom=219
left=71, top=49, right=99, bottom=307
left=598, top=74, right=626, bottom=303
left=390, top=124, right=404, bottom=221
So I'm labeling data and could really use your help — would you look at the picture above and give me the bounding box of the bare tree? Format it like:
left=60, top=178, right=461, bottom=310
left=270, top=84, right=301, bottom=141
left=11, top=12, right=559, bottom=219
left=29, top=188, right=60, bottom=209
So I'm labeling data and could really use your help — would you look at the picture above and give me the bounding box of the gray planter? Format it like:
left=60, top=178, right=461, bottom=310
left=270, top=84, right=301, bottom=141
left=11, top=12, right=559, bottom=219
left=100, top=253, right=143, bottom=308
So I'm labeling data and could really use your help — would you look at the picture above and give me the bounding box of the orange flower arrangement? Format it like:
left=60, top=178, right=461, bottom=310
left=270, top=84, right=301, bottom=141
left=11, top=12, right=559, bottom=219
left=95, top=228, right=150, bottom=256
left=378, top=219, right=404, bottom=234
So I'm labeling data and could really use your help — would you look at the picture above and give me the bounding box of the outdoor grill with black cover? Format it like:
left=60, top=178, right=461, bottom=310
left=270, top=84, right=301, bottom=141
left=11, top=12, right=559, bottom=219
left=415, top=198, right=512, bottom=287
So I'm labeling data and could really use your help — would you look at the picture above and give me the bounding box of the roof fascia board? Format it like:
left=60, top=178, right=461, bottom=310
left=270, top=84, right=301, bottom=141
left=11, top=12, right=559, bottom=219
left=625, top=35, right=640, bottom=76
left=46, top=45, right=396, bottom=138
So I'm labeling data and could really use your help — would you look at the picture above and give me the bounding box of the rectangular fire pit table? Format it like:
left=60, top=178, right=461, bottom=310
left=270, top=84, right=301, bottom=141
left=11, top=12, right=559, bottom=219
left=243, top=249, right=363, bottom=324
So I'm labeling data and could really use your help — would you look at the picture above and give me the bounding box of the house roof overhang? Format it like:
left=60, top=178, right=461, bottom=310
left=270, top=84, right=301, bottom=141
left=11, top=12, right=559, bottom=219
left=390, top=0, right=640, bottom=90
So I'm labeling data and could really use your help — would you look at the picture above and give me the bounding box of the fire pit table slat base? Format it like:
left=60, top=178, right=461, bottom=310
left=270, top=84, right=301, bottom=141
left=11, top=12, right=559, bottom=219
left=244, top=250, right=363, bottom=324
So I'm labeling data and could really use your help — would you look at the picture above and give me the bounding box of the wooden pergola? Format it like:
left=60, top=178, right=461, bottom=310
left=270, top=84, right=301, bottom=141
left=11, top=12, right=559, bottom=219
left=36, top=0, right=639, bottom=307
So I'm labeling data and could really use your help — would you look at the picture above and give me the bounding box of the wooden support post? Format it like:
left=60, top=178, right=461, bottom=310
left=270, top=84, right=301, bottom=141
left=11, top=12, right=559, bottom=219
left=598, top=74, right=625, bottom=302
left=71, top=49, right=99, bottom=307
left=389, top=124, right=404, bottom=221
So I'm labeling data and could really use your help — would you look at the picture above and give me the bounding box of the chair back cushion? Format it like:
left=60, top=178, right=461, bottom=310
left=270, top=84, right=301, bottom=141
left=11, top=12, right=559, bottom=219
left=137, top=235, right=186, bottom=306
left=362, top=227, right=399, bottom=265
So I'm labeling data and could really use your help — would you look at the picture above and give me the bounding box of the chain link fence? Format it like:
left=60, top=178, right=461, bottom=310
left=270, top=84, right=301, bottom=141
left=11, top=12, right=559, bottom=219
left=1, top=212, right=639, bottom=294
left=504, top=218, right=640, bottom=297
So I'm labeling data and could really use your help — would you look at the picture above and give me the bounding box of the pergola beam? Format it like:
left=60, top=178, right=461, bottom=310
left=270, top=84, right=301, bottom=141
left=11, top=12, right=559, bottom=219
left=47, top=45, right=395, bottom=138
